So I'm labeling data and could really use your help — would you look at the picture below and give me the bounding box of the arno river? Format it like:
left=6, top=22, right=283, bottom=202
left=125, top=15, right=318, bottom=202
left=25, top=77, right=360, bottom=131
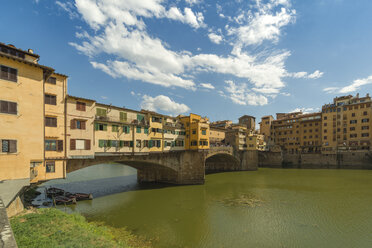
left=38, top=164, right=372, bottom=248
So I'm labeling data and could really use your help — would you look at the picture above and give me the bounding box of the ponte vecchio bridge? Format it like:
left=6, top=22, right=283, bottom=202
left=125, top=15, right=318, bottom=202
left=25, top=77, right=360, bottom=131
left=67, top=147, right=258, bottom=184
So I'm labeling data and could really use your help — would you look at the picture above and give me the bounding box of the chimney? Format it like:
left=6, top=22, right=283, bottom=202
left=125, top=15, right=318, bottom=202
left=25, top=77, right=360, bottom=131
left=28, top=49, right=34, bottom=54
left=367, top=93, right=370, bottom=97
left=356, top=93, right=359, bottom=98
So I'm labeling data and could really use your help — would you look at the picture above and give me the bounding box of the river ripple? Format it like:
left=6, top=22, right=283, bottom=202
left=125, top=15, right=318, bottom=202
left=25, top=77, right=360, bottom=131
left=39, top=164, right=372, bottom=248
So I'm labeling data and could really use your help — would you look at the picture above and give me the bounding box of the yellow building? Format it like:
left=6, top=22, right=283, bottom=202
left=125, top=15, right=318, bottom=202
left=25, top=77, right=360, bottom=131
left=66, top=95, right=95, bottom=159
left=0, top=43, right=47, bottom=185
left=321, top=94, right=371, bottom=153
left=94, top=103, right=150, bottom=154
left=179, top=113, right=210, bottom=150
left=270, top=112, right=322, bottom=153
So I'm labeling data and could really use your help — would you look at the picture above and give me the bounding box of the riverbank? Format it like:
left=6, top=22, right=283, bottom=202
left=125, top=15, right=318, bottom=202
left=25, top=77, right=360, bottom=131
left=10, top=208, right=151, bottom=248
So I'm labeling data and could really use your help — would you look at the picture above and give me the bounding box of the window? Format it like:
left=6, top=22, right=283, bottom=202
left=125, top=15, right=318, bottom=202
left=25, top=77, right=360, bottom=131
left=71, top=119, right=86, bottom=130
left=45, top=140, right=63, bottom=151
left=351, top=113, right=356, bottom=117
left=144, top=127, right=149, bottom=134
left=323, top=116, right=327, bottom=120
left=362, top=118, right=369, bottom=123
left=95, top=123, right=107, bottom=131
left=123, top=125, right=130, bottom=134
left=0, top=100, right=17, bottom=115
left=1, top=140, right=17, bottom=153
left=76, top=140, right=85, bottom=150
left=324, top=136, right=327, bottom=140
left=324, top=123, right=327, bottom=127
left=136, top=140, right=141, bottom=148
left=45, top=140, right=56, bottom=151
left=45, top=94, right=56, bottom=105
left=202, top=129, right=207, bottom=135
left=112, top=125, right=119, bottom=132
left=0, top=65, right=17, bottom=82
left=362, top=133, right=369, bottom=137
left=70, top=139, right=90, bottom=150
left=96, top=108, right=107, bottom=117
left=350, top=127, right=355, bottom=131
left=137, top=114, right=144, bottom=122
left=98, top=140, right=107, bottom=148
left=76, top=101, right=86, bottom=111
left=46, top=161, right=55, bottom=173
left=362, top=126, right=369, bottom=130
left=363, top=111, right=368, bottom=116
left=350, top=120, right=357, bottom=124
left=191, top=140, right=197, bottom=146
left=46, top=77, right=56, bottom=84
left=143, top=140, right=149, bottom=148
left=350, top=134, right=357, bottom=138
left=136, top=126, right=141, bottom=133
left=45, top=117, right=57, bottom=127
left=120, top=112, right=127, bottom=122
left=192, top=129, right=196, bottom=134
left=0, top=46, right=25, bottom=59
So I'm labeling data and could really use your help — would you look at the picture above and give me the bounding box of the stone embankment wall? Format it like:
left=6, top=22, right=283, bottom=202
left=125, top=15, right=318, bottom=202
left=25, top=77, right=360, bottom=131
left=259, top=151, right=372, bottom=169
left=0, top=198, right=17, bottom=248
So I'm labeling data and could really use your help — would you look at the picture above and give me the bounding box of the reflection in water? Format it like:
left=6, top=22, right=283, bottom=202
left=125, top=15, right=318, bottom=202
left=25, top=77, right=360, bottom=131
left=40, top=164, right=372, bottom=248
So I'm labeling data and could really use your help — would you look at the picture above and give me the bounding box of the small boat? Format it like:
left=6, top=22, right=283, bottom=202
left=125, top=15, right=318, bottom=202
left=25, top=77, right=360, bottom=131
left=65, top=192, right=93, bottom=201
left=46, top=187, right=65, bottom=198
left=53, top=195, right=77, bottom=205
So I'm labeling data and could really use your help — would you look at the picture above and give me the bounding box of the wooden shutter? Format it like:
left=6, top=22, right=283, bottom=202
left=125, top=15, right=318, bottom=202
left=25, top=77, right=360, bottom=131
left=52, top=95, right=56, bottom=105
left=1, top=66, right=8, bottom=80
left=103, top=124, right=107, bottom=131
left=9, top=68, right=17, bottom=82
left=57, top=140, right=63, bottom=152
left=9, top=140, right=17, bottom=153
left=80, top=102, right=86, bottom=111
left=85, top=139, right=91, bottom=150
left=70, top=139, right=76, bottom=150
left=81, top=121, right=86, bottom=130
left=70, top=119, right=76, bottom=129
left=0, top=101, right=8, bottom=113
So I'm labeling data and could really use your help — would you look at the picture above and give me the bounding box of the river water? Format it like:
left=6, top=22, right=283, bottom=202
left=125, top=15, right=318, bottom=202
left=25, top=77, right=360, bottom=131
left=39, top=164, right=372, bottom=248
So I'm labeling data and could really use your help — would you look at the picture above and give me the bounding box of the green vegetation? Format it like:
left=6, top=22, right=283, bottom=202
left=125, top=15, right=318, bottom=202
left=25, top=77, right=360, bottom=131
left=10, top=208, right=151, bottom=248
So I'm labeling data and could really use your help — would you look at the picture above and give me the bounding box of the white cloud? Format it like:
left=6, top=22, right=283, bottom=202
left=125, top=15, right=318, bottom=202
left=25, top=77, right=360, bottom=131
left=224, top=80, right=268, bottom=106
left=140, top=95, right=190, bottom=115
left=100, top=96, right=107, bottom=99
left=287, top=70, right=324, bottom=79
left=227, top=1, right=296, bottom=51
left=323, top=75, right=372, bottom=94
left=56, top=1, right=78, bottom=19
left=200, top=83, right=215, bottom=89
left=208, top=33, right=223, bottom=44
left=66, top=0, right=321, bottom=106
left=185, top=0, right=202, bottom=5
left=130, top=91, right=136, bottom=96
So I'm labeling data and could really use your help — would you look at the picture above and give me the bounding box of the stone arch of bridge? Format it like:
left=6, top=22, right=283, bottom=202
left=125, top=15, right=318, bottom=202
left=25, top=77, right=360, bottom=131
left=204, top=153, right=241, bottom=174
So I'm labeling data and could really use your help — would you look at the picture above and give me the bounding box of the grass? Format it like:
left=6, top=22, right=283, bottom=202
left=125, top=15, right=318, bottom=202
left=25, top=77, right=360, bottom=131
left=10, top=208, right=151, bottom=248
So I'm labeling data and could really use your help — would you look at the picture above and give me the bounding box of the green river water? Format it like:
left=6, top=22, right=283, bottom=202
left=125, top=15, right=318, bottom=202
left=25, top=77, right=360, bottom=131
left=41, top=164, right=372, bottom=248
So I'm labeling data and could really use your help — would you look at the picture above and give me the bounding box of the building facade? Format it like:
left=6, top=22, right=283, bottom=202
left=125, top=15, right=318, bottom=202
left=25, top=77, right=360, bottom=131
left=179, top=113, right=210, bottom=150
left=259, top=115, right=274, bottom=142
left=209, top=127, right=226, bottom=147
left=238, top=115, right=256, bottom=131
left=322, top=94, right=371, bottom=153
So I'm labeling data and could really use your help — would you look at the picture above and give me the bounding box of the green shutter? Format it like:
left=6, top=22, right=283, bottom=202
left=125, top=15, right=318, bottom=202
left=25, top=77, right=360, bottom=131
left=171, top=141, right=175, bottom=147
left=130, top=141, right=133, bottom=147
left=149, top=140, right=153, bottom=148
left=120, top=141, right=124, bottom=147
left=96, top=108, right=107, bottom=117
left=120, top=112, right=127, bottom=122
left=103, top=124, right=107, bottom=131
left=112, top=125, right=118, bottom=132
left=144, top=127, right=148, bottom=134
left=136, top=126, right=141, bottom=133
left=95, top=123, right=99, bottom=131
left=99, top=140, right=105, bottom=148
left=137, top=114, right=144, bottom=121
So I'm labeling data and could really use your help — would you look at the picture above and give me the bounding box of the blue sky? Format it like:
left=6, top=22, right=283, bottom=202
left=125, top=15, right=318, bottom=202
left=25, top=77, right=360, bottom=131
left=1, top=0, right=372, bottom=123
